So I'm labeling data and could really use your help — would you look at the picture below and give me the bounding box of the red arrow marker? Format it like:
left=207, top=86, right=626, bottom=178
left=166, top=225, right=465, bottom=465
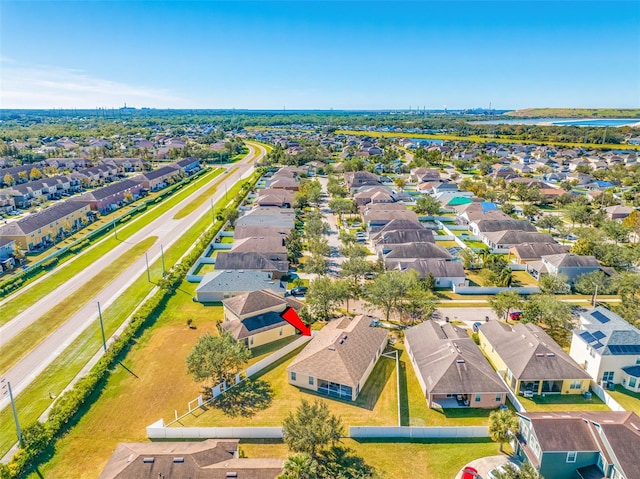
left=281, top=307, right=311, bottom=336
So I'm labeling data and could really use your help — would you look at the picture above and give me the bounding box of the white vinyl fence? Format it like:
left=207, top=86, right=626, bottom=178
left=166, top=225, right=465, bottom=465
left=591, top=382, right=626, bottom=412
left=349, top=426, right=489, bottom=439
left=147, top=419, right=283, bottom=439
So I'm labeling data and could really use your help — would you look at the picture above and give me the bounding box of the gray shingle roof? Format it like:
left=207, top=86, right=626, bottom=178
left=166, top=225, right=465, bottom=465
left=405, top=322, right=508, bottom=395
left=483, top=230, right=555, bottom=246
left=480, top=322, right=590, bottom=381
left=542, top=253, right=600, bottom=268
left=510, top=242, right=570, bottom=260
left=0, top=201, right=88, bottom=236
left=76, top=179, right=142, bottom=201
left=475, top=219, right=537, bottom=233
left=287, top=315, right=388, bottom=388
left=382, top=242, right=452, bottom=260
left=373, top=229, right=435, bottom=245
left=387, top=258, right=464, bottom=278
left=196, top=271, right=285, bottom=295
left=215, top=252, right=288, bottom=273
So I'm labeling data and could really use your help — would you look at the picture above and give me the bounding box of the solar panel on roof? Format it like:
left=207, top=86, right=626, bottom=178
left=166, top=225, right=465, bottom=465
left=592, top=331, right=606, bottom=340
left=593, top=342, right=604, bottom=349
left=607, top=345, right=640, bottom=355
left=580, top=331, right=595, bottom=342
left=591, top=311, right=611, bottom=324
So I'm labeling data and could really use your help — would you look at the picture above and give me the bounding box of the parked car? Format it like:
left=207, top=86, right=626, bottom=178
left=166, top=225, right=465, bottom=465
left=488, top=463, right=520, bottom=479
left=472, top=322, right=483, bottom=333
left=461, top=466, right=479, bottom=479
left=509, top=311, right=522, bottom=320
left=290, top=286, right=308, bottom=297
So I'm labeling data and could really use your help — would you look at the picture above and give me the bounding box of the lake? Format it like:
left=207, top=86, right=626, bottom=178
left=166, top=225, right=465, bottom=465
left=473, top=118, right=639, bottom=127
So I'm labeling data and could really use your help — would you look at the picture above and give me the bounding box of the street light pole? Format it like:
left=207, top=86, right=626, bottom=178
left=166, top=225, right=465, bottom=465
left=145, top=252, right=151, bottom=282
left=160, top=244, right=166, bottom=277
left=113, top=217, right=118, bottom=240
left=97, top=301, right=107, bottom=352
left=210, top=198, right=215, bottom=225
left=1, top=379, right=22, bottom=444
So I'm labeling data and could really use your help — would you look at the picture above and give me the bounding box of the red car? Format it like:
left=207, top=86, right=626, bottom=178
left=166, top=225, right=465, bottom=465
left=509, top=311, right=522, bottom=320
left=462, top=466, right=479, bottom=479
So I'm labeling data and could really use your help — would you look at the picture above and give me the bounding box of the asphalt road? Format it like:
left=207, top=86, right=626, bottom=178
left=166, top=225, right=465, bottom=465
left=0, top=143, right=265, bottom=410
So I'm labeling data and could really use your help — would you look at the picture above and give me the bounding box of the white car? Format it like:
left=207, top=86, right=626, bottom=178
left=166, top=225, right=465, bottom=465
left=488, top=463, right=520, bottom=479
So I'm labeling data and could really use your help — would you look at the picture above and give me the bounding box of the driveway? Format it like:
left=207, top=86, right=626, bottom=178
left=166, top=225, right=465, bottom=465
left=455, top=455, right=518, bottom=479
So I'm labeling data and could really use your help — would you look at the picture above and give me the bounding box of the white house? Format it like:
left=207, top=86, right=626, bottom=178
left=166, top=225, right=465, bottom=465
left=569, top=307, right=640, bottom=393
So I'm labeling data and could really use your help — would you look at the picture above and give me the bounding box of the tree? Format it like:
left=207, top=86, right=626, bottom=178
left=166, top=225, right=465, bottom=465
left=220, top=208, right=240, bottom=227
left=565, top=203, right=590, bottom=227
left=3, top=173, right=15, bottom=186
left=340, top=256, right=373, bottom=283
left=459, top=248, right=479, bottom=270
left=536, top=214, right=562, bottom=233
left=521, top=294, right=573, bottom=333
left=186, top=332, right=251, bottom=386
left=496, top=268, right=513, bottom=287
left=29, top=167, right=43, bottom=180
left=483, top=254, right=508, bottom=274
left=573, top=270, right=613, bottom=296
left=538, top=273, right=570, bottom=294
left=364, top=270, right=416, bottom=321
left=286, top=230, right=303, bottom=264
left=283, top=399, right=343, bottom=458
left=612, top=272, right=640, bottom=326
left=414, top=195, right=441, bottom=216
left=522, top=203, right=540, bottom=219
left=339, top=243, right=368, bottom=259
left=305, top=254, right=328, bottom=275
left=501, top=203, right=515, bottom=215
left=489, top=290, right=523, bottom=320
left=305, top=211, right=329, bottom=238
left=328, top=198, right=354, bottom=221
left=491, top=463, right=542, bottom=479
left=602, top=219, right=631, bottom=245
left=306, top=276, right=344, bottom=320
left=396, top=286, right=436, bottom=325
left=622, top=210, right=640, bottom=243
left=488, top=409, right=519, bottom=453
left=277, top=453, right=319, bottom=479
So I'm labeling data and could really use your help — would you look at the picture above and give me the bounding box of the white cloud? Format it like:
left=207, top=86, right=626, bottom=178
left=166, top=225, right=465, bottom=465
left=0, top=60, right=192, bottom=109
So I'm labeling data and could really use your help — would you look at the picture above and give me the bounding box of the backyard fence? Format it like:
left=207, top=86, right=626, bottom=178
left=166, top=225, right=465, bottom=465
left=591, top=382, right=626, bottom=412
left=452, top=285, right=540, bottom=295
left=147, top=419, right=283, bottom=439
left=349, top=426, right=489, bottom=439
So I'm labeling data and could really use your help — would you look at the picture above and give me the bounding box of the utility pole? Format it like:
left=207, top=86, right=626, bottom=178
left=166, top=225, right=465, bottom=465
left=210, top=198, right=215, bottom=225
left=112, top=217, right=118, bottom=239
left=592, top=284, right=598, bottom=308
left=145, top=252, right=151, bottom=282
left=160, top=244, right=166, bottom=277
left=97, top=301, right=107, bottom=352
left=1, top=379, right=22, bottom=444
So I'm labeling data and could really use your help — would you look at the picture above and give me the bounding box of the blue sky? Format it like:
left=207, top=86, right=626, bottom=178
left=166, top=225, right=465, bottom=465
left=1, top=1, right=639, bottom=110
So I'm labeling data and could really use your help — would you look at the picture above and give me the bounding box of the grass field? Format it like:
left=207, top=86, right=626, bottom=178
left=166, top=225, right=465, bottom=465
left=0, top=167, right=223, bottom=327
left=608, top=385, right=640, bottom=416
left=0, top=173, right=260, bottom=457
left=172, top=167, right=227, bottom=219
left=0, top=236, right=158, bottom=375
left=518, top=393, right=610, bottom=412
left=239, top=438, right=503, bottom=479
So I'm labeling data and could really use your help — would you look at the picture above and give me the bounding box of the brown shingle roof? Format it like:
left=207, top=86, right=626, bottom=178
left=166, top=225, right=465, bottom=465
left=287, top=315, right=388, bottom=388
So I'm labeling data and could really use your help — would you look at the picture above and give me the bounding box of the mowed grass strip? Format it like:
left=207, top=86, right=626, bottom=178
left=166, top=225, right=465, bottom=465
left=0, top=167, right=221, bottom=327
left=0, top=236, right=158, bottom=375
left=0, top=174, right=259, bottom=458
left=173, top=167, right=236, bottom=219
left=239, top=438, right=503, bottom=479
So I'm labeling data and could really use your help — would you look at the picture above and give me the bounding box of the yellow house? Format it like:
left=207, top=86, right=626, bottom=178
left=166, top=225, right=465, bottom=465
left=0, top=200, right=91, bottom=250
left=220, top=289, right=302, bottom=349
left=478, top=321, right=591, bottom=396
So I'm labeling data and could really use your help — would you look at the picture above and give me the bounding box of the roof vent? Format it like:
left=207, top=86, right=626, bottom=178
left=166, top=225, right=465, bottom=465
left=546, top=353, right=555, bottom=357
left=173, top=457, right=184, bottom=463
left=535, top=353, right=544, bottom=357
left=226, top=473, right=238, bottom=478
left=456, top=359, right=465, bottom=364
left=143, top=457, right=155, bottom=464
left=328, top=345, right=336, bottom=351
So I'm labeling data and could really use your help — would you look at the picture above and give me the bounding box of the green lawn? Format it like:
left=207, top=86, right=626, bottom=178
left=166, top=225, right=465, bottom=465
left=436, top=241, right=460, bottom=248
left=0, top=236, right=158, bottom=375
left=518, top=393, right=610, bottom=412
left=0, top=174, right=260, bottom=458
left=464, top=240, right=488, bottom=249
left=219, top=236, right=234, bottom=244
left=608, top=385, right=640, bottom=416
left=511, top=270, right=538, bottom=287
left=193, top=263, right=216, bottom=275
left=172, top=167, right=226, bottom=219
left=239, top=438, right=504, bottom=479
left=0, top=167, right=223, bottom=327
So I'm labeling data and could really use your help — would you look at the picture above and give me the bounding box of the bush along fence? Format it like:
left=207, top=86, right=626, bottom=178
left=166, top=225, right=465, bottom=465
left=0, top=168, right=210, bottom=300
left=0, top=171, right=259, bottom=479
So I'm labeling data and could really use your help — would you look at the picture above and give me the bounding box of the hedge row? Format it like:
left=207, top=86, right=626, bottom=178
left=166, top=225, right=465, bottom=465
left=0, top=172, right=259, bottom=479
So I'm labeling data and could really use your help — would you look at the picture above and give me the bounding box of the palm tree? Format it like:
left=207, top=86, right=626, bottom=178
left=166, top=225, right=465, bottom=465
left=497, top=269, right=513, bottom=287
left=277, top=453, right=318, bottom=479
left=488, top=409, right=519, bottom=453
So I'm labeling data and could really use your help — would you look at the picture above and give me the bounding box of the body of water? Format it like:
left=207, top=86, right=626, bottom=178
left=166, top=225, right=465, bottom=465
left=410, top=138, right=443, bottom=145
left=473, top=118, right=639, bottom=127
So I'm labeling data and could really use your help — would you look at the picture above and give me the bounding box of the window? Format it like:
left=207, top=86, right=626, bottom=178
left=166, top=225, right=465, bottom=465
left=566, top=451, right=577, bottom=463
left=309, top=376, right=314, bottom=386
left=630, top=377, right=637, bottom=388
left=475, top=394, right=481, bottom=402
left=290, top=372, right=296, bottom=381
left=495, top=393, right=503, bottom=402
left=570, top=381, right=582, bottom=390
left=602, top=371, right=615, bottom=382
left=636, top=358, right=640, bottom=365
left=279, top=327, right=283, bottom=336
left=250, top=337, right=254, bottom=345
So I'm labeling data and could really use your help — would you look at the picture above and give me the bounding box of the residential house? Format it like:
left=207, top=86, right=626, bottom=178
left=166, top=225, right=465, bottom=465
left=75, top=179, right=144, bottom=213
left=99, top=439, right=284, bottom=479
left=195, top=270, right=285, bottom=302
left=527, top=253, right=602, bottom=282
left=570, top=307, right=640, bottom=392
left=0, top=201, right=91, bottom=250
left=515, top=411, right=640, bottom=479
left=233, top=225, right=291, bottom=241
left=369, top=218, right=426, bottom=243
left=353, top=187, right=395, bottom=207
left=230, top=236, right=287, bottom=262
left=478, top=321, right=591, bottom=396
left=382, top=242, right=452, bottom=263
left=409, top=167, right=440, bottom=183
left=287, top=315, right=388, bottom=401
left=134, top=166, right=180, bottom=190
left=405, top=322, right=508, bottom=408
left=371, top=228, right=435, bottom=253
left=235, top=207, right=296, bottom=231
left=267, top=177, right=299, bottom=191
left=604, top=205, right=634, bottom=221
left=344, top=171, right=380, bottom=192
left=221, top=289, right=302, bottom=349
left=509, top=243, right=571, bottom=264
left=470, top=219, right=537, bottom=237
left=362, top=205, right=419, bottom=232
left=254, top=189, right=294, bottom=208
left=171, top=157, right=201, bottom=175
left=0, top=238, right=16, bottom=272
left=386, top=258, right=465, bottom=288
left=214, top=252, right=289, bottom=279
left=482, top=230, right=556, bottom=250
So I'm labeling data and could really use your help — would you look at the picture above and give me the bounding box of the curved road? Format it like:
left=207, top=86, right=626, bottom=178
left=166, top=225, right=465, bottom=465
left=0, top=143, right=266, bottom=410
